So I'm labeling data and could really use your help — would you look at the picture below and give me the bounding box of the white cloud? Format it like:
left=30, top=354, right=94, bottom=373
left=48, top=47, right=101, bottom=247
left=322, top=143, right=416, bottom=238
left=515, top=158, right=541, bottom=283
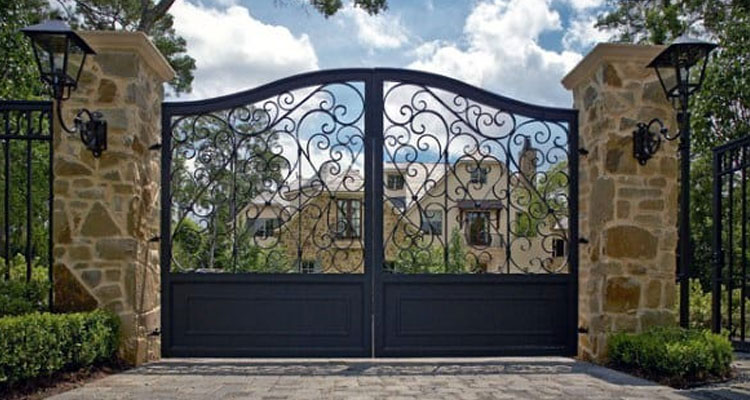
left=339, top=5, right=409, bottom=50
left=171, top=0, right=319, bottom=99
left=562, top=0, right=605, bottom=10
left=563, top=14, right=611, bottom=51
left=408, top=0, right=581, bottom=107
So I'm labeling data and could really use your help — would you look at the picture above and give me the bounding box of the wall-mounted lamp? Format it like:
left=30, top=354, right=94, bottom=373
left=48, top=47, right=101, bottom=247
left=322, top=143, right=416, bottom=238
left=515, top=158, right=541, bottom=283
left=21, top=19, right=107, bottom=157
left=633, top=34, right=717, bottom=329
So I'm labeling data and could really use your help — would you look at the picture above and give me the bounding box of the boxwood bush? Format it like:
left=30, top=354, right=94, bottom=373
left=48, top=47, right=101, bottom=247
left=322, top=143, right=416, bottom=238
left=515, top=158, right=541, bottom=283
left=608, top=327, right=733, bottom=387
left=0, top=310, right=119, bottom=386
left=0, top=279, right=49, bottom=317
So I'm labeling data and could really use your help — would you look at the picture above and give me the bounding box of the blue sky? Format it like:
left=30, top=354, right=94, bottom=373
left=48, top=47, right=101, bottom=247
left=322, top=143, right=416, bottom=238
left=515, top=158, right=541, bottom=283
left=169, top=0, right=612, bottom=106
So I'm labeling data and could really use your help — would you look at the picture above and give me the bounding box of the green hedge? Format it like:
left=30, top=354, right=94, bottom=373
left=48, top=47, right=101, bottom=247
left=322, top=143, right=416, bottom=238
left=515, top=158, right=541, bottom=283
left=0, top=279, right=49, bottom=317
left=0, top=310, right=119, bottom=386
left=608, top=327, right=733, bottom=387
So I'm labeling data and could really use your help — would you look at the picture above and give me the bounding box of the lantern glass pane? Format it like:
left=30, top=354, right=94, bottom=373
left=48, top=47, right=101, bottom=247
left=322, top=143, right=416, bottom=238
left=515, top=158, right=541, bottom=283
left=67, top=40, right=86, bottom=86
left=31, top=40, right=52, bottom=76
left=657, top=65, right=678, bottom=98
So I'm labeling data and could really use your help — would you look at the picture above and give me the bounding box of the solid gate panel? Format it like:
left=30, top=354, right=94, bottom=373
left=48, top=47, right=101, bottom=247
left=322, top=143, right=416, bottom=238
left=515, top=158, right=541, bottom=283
left=166, top=276, right=369, bottom=357
left=378, top=277, right=573, bottom=356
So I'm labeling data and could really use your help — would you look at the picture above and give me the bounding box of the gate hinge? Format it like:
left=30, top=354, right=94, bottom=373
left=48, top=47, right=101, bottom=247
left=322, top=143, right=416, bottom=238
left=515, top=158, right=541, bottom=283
left=578, top=326, right=589, bottom=334
left=578, top=148, right=589, bottom=156
left=148, top=328, right=161, bottom=337
left=579, top=237, right=589, bottom=244
left=149, top=143, right=162, bottom=151
left=149, top=236, right=161, bottom=243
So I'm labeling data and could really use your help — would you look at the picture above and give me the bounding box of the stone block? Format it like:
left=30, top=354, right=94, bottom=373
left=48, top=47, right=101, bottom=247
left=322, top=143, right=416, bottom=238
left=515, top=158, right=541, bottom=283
left=97, top=79, right=118, bottom=103
left=96, top=238, right=138, bottom=260
left=95, top=53, right=139, bottom=77
left=604, top=225, right=658, bottom=259
left=53, top=264, right=98, bottom=312
left=604, top=276, right=641, bottom=313
left=81, top=202, right=122, bottom=237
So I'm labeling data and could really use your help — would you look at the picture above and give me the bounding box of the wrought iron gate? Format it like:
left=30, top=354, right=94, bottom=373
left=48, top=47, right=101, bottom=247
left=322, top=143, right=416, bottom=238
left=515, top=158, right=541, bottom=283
left=161, top=69, right=578, bottom=357
left=713, top=135, right=750, bottom=350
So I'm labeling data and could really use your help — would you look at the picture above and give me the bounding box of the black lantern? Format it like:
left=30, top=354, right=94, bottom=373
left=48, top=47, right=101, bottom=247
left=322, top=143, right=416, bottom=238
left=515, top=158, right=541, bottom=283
left=633, top=35, right=717, bottom=165
left=21, top=20, right=107, bottom=157
left=647, top=35, right=718, bottom=106
left=632, top=34, right=717, bottom=329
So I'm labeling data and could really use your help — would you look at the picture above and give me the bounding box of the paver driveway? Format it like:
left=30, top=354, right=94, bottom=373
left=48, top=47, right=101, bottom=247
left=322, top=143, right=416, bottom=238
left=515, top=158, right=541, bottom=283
left=47, top=357, right=707, bottom=400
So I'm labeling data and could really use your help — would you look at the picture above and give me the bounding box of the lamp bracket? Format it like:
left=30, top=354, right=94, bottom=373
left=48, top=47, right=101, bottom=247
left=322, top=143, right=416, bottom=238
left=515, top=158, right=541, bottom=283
left=633, top=118, right=674, bottom=165
left=56, top=101, right=107, bottom=158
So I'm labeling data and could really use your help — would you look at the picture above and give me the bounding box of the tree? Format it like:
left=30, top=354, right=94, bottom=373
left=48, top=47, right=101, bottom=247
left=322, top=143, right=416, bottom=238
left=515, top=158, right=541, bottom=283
left=0, top=0, right=47, bottom=100
left=281, top=0, right=388, bottom=17
left=53, top=0, right=196, bottom=95
left=596, top=1, right=750, bottom=290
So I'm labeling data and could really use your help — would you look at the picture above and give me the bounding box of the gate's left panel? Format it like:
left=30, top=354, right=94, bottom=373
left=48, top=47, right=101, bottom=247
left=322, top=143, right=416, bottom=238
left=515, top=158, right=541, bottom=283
left=161, top=73, right=370, bottom=357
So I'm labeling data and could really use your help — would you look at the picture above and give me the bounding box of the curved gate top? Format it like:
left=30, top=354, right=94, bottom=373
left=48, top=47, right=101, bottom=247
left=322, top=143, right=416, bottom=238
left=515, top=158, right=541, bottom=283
left=160, top=68, right=578, bottom=357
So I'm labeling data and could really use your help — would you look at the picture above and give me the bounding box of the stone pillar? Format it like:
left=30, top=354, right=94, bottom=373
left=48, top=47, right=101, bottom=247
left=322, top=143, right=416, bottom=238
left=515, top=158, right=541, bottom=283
left=562, top=44, right=679, bottom=361
left=53, top=31, right=174, bottom=364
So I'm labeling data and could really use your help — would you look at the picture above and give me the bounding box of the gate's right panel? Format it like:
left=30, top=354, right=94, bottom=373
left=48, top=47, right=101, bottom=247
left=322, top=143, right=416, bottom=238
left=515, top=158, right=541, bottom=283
left=374, top=70, right=578, bottom=356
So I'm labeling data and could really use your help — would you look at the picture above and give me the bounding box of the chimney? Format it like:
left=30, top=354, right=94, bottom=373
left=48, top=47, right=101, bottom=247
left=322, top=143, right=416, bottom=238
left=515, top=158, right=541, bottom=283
left=518, top=136, right=537, bottom=180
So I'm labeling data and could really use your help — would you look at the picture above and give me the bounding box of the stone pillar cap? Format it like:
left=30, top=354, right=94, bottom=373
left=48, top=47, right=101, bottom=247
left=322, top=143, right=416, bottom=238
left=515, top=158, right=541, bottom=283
left=79, top=31, right=176, bottom=82
left=562, top=43, right=665, bottom=90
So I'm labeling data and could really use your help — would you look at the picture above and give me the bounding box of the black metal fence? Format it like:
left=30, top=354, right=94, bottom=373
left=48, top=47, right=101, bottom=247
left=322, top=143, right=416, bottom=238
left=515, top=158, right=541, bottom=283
left=0, top=100, right=54, bottom=308
left=713, top=134, right=750, bottom=350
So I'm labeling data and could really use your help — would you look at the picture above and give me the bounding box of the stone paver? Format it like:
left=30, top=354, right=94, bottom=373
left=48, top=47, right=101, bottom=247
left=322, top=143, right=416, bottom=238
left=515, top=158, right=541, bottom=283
left=45, top=357, right=708, bottom=400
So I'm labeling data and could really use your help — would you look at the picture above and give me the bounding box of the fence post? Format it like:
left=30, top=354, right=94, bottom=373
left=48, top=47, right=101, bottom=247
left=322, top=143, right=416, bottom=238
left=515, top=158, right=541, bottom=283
left=562, top=43, right=680, bottom=361
left=52, top=31, right=174, bottom=365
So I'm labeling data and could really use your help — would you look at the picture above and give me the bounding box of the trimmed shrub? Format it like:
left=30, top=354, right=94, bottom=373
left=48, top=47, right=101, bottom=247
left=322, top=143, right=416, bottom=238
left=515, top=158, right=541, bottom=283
left=608, top=327, right=734, bottom=387
left=0, top=310, right=120, bottom=386
left=0, top=279, right=49, bottom=317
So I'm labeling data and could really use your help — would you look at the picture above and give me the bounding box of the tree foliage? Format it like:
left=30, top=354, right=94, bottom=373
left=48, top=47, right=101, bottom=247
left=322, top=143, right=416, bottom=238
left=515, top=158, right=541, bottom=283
left=597, top=1, right=750, bottom=290
left=0, top=0, right=47, bottom=100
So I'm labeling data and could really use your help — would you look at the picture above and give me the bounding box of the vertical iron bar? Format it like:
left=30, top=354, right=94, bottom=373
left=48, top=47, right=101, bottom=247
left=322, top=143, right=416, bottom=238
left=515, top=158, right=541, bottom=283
left=2, top=110, right=7, bottom=280
left=712, top=149, right=723, bottom=333
left=568, top=112, right=580, bottom=356
left=505, top=134, right=512, bottom=273
left=443, top=148, right=448, bottom=268
left=47, top=107, right=54, bottom=311
left=4, top=135, right=10, bottom=279
left=159, top=105, right=173, bottom=356
left=25, top=112, right=32, bottom=282
left=742, top=156, right=747, bottom=341
left=231, top=133, right=237, bottom=272
left=368, top=71, right=384, bottom=356
left=678, top=99, right=691, bottom=327
left=729, top=153, right=735, bottom=336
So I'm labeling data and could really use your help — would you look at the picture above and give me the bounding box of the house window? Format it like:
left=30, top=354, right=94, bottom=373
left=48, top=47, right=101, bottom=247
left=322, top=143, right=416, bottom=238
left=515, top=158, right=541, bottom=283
left=421, top=210, right=442, bottom=235
left=470, top=167, right=488, bottom=184
left=465, top=211, right=491, bottom=246
left=552, top=238, right=566, bottom=258
left=299, top=259, right=320, bottom=274
left=390, top=196, right=406, bottom=211
left=337, top=199, right=361, bottom=238
left=252, top=218, right=279, bottom=238
left=386, top=174, right=405, bottom=190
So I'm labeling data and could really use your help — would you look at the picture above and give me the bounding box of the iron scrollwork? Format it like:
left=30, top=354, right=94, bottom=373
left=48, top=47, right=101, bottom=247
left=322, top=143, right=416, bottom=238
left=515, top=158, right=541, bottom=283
left=168, top=82, right=366, bottom=274
left=381, top=82, right=571, bottom=274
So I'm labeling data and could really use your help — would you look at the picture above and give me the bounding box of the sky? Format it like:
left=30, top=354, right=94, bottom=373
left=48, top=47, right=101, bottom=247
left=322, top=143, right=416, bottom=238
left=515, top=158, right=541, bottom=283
left=168, top=0, right=613, bottom=107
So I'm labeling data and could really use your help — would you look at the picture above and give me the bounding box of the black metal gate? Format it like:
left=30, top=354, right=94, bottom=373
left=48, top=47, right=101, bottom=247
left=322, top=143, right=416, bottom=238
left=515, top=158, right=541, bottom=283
left=161, top=69, right=578, bottom=357
left=713, top=135, right=750, bottom=350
